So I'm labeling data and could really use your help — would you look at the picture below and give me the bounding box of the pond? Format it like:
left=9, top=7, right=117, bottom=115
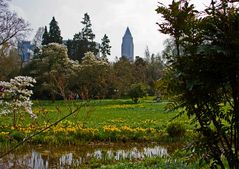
left=0, top=143, right=171, bottom=169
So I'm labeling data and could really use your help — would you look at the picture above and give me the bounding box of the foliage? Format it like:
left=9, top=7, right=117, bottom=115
left=42, top=17, right=63, bottom=45
left=0, top=44, right=21, bottom=81
left=23, top=43, right=78, bottom=100
left=100, top=34, right=111, bottom=60
left=166, top=122, right=186, bottom=138
left=48, top=17, right=63, bottom=44
left=0, top=0, right=30, bottom=46
left=98, top=157, right=205, bottom=169
left=146, top=54, right=164, bottom=96
left=157, top=0, right=239, bottom=168
left=42, top=26, right=49, bottom=45
left=23, top=44, right=163, bottom=100
left=128, top=83, right=147, bottom=103
left=74, top=52, right=109, bottom=99
left=9, top=131, right=25, bottom=142
left=156, top=0, right=198, bottom=57
left=133, top=56, right=147, bottom=84
left=0, top=76, right=36, bottom=128
left=67, top=13, right=98, bottom=61
left=113, top=58, right=135, bottom=97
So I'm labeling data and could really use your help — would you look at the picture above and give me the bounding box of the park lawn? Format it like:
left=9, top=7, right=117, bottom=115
left=0, top=97, right=193, bottom=144
left=0, top=98, right=202, bottom=168
left=31, top=97, right=191, bottom=129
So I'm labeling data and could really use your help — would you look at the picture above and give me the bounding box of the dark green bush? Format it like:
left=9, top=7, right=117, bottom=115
left=128, top=83, right=147, bottom=103
left=10, top=131, right=25, bottom=142
left=166, top=122, right=186, bottom=138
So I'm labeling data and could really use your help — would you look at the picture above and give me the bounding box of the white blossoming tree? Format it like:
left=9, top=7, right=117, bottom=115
left=76, top=52, right=109, bottom=99
left=24, top=43, right=79, bottom=101
left=0, top=76, right=36, bottom=128
left=40, top=43, right=79, bottom=100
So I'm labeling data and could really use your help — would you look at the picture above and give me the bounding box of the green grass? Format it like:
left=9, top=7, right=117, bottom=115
left=31, top=97, right=191, bottom=129
left=81, top=157, right=208, bottom=169
left=0, top=98, right=203, bottom=168
left=0, top=97, right=193, bottom=144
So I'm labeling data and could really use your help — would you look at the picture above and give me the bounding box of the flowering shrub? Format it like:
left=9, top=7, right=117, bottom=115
left=0, top=76, right=36, bottom=127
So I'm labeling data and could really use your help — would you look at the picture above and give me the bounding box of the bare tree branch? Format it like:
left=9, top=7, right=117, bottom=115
left=0, top=0, right=31, bottom=46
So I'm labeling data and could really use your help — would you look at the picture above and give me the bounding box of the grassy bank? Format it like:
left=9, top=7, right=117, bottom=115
left=0, top=97, right=193, bottom=144
left=94, top=157, right=206, bottom=169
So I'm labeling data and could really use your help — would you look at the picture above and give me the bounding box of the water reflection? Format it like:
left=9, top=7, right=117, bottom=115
left=0, top=144, right=168, bottom=169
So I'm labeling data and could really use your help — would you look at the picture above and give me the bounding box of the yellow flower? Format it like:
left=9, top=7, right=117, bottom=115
left=147, top=128, right=157, bottom=133
left=135, top=127, right=146, bottom=133
left=121, top=126, right=134, bottom=132
left=0, top=131, right=9, bottom=135
left=104, top=104, right=145, bottom=109
left=103, top=125, right=121, bottom=132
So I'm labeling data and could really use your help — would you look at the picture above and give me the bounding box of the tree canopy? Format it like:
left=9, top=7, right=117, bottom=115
left=100, top=34, right=111, bottom=60
left=67, top=13, right=98, bottom=61
left=42, top=17, right=63, bottom=45
left=157, top=0, right=239, bottom=168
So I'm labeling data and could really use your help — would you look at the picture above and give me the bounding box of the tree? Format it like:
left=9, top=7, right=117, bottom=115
left=0, top=0, right=30, bottom=46
left=81, top=13, right=95, bottom=41
left=42, top=26, right=49, bottom=45
left=100, top=34, right=111, bottom=60
left=75, top=52, right=109, bottom=99
left=133, top=56, right=147, bottom=84
left=113, top=57, right=135, bottom=97
left=32, top=27, right=44, bottom=53
left=23, top=43, right=78, bottom=100
left=157, top=0, right=239, bottom=168
left=67, top=13, right=98, bottom=61
left=0, top=43, right=21, bottom=81
left=128, top=83, right=147, bottom=103
left=146, top=53, right=164, bottom=95
left=42, top=17, right=63, bottom=45
left=161, top=38, right=178, bottom=64
left=0, top=76, right=36, bottom=128
left=156, top=0, right=198, bottom=57
left=48, top=17, right=63, bottom=44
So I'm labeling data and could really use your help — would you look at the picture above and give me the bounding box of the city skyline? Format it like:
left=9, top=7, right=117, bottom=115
left=10, top=0, right=210, bottom=61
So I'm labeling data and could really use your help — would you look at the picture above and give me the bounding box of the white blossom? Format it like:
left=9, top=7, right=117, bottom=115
left=0, top=76, right=36, bottom=119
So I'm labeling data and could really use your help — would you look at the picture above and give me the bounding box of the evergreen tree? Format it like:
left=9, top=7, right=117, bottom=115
left=42, top=26, right=49, bottom=45
left=48, top=17, right=63, bottom=44
left=100, top=34, right=111, bottom=60
left=81, top=13, right=95, bottom=41
left=68, top=13, right=98, bottom=61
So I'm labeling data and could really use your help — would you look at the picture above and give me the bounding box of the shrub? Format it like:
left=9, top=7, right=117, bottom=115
left=128, top=83, right=147, bottom=103
left=166, top=122, right=186, bottom=138
left=10, top=131, right=25, bottom=142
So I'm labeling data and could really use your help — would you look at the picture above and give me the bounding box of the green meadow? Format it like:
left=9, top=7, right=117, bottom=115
left=0, top=97, right=193, bottom=144
left=33, top=98, right=189, bottom=128
left=0, top=98, right=207, bottom=169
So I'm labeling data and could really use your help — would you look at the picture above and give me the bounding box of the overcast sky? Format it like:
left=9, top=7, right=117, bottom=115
left=10, top=0, right=210, bottom=61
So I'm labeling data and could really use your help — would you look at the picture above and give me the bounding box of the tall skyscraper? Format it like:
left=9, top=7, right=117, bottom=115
left=18, top=41, right=33, bottom=63
left=121, top=27, right=134, bottom=61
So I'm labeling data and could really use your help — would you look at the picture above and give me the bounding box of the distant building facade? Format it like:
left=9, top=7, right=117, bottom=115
left=18, top=41, right=33, bottom=62
left=121, top=27, right=134, bottom=61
